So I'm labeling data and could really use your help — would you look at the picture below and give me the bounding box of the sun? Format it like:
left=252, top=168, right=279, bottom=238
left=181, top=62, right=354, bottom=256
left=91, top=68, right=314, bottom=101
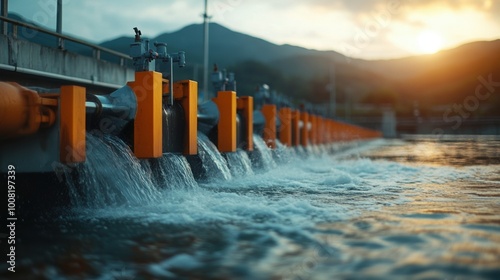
left=417, top=31, right=443, bottom=54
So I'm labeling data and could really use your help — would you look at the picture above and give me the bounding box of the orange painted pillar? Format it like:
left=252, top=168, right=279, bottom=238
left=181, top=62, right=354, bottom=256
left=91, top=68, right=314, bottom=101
left=331, top=120, right=340, bottom=142
left=327, top=120, right=333, bottom=143
left=237, top=96, right=254, bottom=151
left=59, top=85, right=86, bottom=163
left=316, top=116, right=321, bottom=144
left=261, top=104, right=276, bottom=149
left=317, top=117, right=322, bottom=144
left=127, top=71, right=163, bottom=159
left=309, top=115, right=316, bottom=145
left=174, top=80, right=198, bottom=155
left=321, top=117, right=326, bottom=144
left=324, top=119, right=328, bottom=143
left=315, top=116, right=319, bottom=144
left=279, top=107, right=292, bottom=147
left=213, top=91, right=237, bottom=153
left=322, top=119, right=326, bottom=144
left=291, top=110, right=300, bottom=146
left=300, top=111, right=309, bottom=147
left=325, top=120, right=330, bottom=143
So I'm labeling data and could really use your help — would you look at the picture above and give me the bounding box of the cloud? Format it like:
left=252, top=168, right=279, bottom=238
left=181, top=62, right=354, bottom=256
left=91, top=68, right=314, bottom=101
left=6, top=0, right=500, bottom=59
left=9, top=0, right=204, bottom=42
left=304, top=0, right=500, bottom=16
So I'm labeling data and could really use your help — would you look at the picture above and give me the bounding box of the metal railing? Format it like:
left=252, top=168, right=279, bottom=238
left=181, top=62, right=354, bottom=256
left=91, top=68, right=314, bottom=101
left=0, top=15, right=131, bottom=66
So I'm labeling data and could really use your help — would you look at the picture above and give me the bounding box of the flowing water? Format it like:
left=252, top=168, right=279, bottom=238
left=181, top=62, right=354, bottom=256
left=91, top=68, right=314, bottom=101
left=225, top=150, right=254, bottom=177
left=273, top=140, right=295, bottom=164
left=148, top=153, right=198, bottom=190
left=195, top=133, right=232, bottom=181
left=2, top=135, right=500, bottom=279
left=65, top=134, right=162, bottom=208
left=250, top=135, right=277, bottom=171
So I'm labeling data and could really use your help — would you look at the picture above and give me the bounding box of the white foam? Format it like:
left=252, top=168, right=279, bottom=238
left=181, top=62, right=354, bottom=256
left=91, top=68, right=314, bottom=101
left=197, top=133, right=232, bottom=181
left=148, top=253, right=202, bottom=277
left=68, top=135, right=479, bottom=242
left=226, top=149, right=254, bottom=177
left=76, top=148, right=472, bottom=235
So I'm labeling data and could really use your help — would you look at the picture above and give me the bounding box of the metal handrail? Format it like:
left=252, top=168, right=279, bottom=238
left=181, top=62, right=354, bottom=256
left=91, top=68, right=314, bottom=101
left=0, top=15, right=131, bottom=66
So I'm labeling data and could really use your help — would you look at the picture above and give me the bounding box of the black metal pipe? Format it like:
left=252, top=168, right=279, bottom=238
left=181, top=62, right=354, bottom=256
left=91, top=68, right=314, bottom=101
left=1, top=0, right=7, bottom=35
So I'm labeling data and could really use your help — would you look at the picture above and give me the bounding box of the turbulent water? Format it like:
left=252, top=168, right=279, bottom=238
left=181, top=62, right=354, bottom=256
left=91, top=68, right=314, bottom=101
left=225, top=150, right=254, bottom=177
left=3, top=135, right=500, bottom=279
left=196, top=133, right=232, bottom=181
left=64, top=134, right=162, bottom=208
left=250, top=135, right=278, bottom=171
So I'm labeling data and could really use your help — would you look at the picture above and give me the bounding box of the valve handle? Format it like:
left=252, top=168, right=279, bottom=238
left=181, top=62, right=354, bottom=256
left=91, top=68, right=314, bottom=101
left=133, top=27, right=142, bottom=42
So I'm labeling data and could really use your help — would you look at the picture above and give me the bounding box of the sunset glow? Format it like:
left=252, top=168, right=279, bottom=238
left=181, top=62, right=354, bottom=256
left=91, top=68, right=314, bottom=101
left=7, top=0, right=500, bottom=60
left=418, top=31, right=444, bottom=54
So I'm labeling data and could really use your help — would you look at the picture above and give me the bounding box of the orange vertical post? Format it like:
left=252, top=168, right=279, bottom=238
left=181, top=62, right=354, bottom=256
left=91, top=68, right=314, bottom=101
left=315, top=116, right=321, bottom=144
left=319, top=117, right=325, bottom=144
left=317, top=117, right=322, bottom=144
left=59, top=85, right=86, bottom=163
left=127, top=71, right=163, bottom=159
left=291, top=110, right=300, bottom=146
left=330, top=120, right=335, bottom=141
left=300, top=111, right=309, bottom=147
left=309, top=115, right=316, bottom=145
left=326, top=119, right=332, bottom=143
left=174, top=80, right=198, bottom=155
left=279, top=107, right=292, bottom=147
left=213, top=91, right=237, bottom=153
left=314, top=115, right=319, bottom=144
left=323, top=119, right=328, bottom=143
left=237, top=96, right=254, bottom=151
left=261, top=104, right=276, bottom=149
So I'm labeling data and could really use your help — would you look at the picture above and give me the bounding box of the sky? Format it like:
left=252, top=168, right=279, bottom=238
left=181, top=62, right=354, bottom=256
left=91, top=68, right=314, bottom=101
left=7, top=0, right=500, bottom=60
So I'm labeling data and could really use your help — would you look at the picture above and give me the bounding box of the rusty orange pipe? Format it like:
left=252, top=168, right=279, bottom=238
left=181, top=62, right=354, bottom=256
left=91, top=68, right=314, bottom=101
left=0, top=82, right=56, bottom=139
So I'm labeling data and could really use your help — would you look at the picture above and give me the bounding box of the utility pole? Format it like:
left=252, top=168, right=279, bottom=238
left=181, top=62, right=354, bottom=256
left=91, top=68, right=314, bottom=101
left=202, top=0, right=211, bottom=101
left=56, top=0, right=63, bottom=49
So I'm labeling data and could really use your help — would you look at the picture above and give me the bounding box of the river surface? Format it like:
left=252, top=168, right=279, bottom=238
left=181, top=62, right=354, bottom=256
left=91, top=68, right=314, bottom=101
left=2, top=134, right=500, bottom=279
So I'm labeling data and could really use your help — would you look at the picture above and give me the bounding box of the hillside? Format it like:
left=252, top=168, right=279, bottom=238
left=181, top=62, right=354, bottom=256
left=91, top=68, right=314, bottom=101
left=97, top=23, right=500, bottom=116
left=100, top=23, right=344, bottom=69
left=359, top=40, right=500, bottom=118
left=6, top=13, right=500, bottom=119
left=98, top=23, right=390, bottom=103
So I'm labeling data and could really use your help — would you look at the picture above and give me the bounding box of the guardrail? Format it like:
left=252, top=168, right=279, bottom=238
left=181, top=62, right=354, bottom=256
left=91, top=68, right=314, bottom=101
left=0, top=15, right=131, bottom=66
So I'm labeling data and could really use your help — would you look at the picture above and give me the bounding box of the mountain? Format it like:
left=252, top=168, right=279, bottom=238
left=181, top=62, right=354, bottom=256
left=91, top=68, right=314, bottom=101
left=99, top=23, right=390, bottom=104
left=6, top=13, right=500, bottom=119
left=101, top=23, right=345, bottom=69
left=360, top=40, right=500, bottom=118
left=98, top=23, right=500, bottom=117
